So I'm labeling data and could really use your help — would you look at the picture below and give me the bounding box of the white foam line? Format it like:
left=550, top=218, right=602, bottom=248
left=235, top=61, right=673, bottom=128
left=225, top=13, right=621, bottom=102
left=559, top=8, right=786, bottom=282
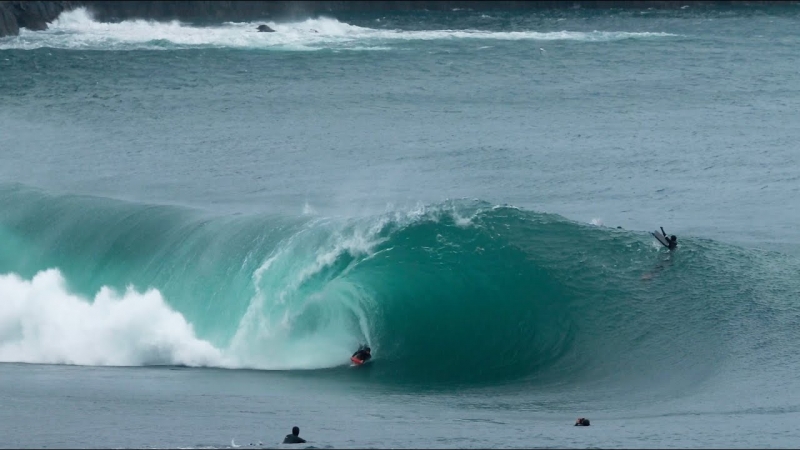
left=0, top=8, right=680, bottom=51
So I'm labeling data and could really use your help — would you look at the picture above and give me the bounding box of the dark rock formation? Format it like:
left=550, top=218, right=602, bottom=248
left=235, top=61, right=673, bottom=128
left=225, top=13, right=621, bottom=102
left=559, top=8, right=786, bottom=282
left=0, top=1, right=75, bottom=37
left=256, top=24, right=274, bottom=32
left=0, top=2, right=20, bottom=37
left=16, top=1, right=56, bottom=30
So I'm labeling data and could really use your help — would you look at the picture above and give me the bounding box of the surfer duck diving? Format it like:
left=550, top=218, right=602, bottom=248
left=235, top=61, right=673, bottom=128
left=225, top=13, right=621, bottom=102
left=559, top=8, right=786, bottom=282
left=351, top=344, right=372, bottom=365
left=652, top=226, right=678, bottom=250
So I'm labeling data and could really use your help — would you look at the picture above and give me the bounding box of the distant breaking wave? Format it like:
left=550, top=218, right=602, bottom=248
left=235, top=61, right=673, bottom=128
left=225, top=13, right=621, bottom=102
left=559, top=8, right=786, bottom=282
left=0, top=8, right=680, bottom=51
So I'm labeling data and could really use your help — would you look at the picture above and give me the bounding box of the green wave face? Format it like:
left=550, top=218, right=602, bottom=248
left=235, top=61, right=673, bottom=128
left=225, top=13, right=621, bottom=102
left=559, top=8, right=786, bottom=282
left=1, top=184, right=796, bottom=388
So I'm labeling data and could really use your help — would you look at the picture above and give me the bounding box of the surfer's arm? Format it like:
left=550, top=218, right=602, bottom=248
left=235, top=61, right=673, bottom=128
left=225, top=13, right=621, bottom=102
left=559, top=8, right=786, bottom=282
left=660, top=227, right=666, bottom=235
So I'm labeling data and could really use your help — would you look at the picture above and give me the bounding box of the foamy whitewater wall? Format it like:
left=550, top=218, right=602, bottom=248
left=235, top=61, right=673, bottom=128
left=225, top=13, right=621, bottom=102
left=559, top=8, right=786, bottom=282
left=0, top=269, right=225, bottom=367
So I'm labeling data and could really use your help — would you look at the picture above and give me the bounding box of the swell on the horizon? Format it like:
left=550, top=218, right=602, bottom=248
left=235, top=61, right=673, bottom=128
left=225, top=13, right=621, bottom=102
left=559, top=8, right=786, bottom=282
left=0, top=184, right=796, bottom=388
left=0, top=8, right=679, bottom=51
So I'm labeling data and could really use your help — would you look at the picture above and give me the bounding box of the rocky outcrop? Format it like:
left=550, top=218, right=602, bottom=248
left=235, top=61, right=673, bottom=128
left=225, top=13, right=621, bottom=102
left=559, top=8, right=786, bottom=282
left=0, top=1, right=75, bottom=37
left=0, top=2, right=20, bottom=37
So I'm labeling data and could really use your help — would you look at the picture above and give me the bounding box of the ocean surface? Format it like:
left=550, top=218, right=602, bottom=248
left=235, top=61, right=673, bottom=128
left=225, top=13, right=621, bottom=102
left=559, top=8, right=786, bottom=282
left=1, top=4, right=800, bottom=448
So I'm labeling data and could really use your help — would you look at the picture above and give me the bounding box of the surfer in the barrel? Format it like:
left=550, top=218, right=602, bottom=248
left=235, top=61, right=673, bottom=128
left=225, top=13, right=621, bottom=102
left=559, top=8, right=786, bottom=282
left=352, top=344, right=372, bottom=363
left=660, top=227, right=678, bottom=250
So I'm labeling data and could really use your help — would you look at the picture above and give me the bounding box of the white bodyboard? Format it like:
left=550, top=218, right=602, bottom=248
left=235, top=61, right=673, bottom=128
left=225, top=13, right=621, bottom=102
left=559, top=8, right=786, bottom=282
left=652, top=230, right=670, bottom=248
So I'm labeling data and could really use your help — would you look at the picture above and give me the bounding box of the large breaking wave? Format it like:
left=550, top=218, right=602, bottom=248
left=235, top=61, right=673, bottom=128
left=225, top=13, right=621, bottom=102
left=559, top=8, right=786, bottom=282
left=0, top=184, right=797, bottom=387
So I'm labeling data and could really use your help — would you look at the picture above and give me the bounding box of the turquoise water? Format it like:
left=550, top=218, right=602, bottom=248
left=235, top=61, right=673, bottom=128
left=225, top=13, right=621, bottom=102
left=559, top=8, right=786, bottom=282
left=1, top=5, right=800, bottom=448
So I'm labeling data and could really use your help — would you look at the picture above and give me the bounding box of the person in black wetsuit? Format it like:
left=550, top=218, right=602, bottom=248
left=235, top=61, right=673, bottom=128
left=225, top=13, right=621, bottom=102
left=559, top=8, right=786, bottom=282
left=660, top=227, right=678, bottom=250
left=283, top=426, right=306, bottom=444
left=352, top=344, right=372, bottom=362
left=575, top=418, right=590, bottom=426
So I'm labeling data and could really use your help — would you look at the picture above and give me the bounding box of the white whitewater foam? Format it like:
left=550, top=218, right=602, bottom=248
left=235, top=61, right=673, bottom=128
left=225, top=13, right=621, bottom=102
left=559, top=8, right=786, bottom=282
left=0, top=269, right=225, bottom=367
left=0, top=7, right=679, bottom=51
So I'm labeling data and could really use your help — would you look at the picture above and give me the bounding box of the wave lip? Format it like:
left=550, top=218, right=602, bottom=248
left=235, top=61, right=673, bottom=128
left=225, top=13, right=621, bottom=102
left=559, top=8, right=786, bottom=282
left=0, top=8, right=679, bottom=51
